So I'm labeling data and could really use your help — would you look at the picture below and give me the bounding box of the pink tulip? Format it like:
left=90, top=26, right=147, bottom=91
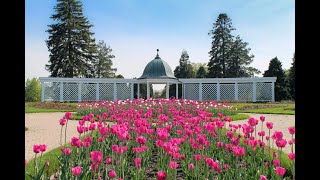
left=108, top=170, right=117, bottom=179
left=217, top=141, right=223, bottom=148
left=224, top=164, right=229, bottom=170
left=64, top=112, right=72, bottom=120
left=135, top=158, right=141, bottom=168
left=273, top=159, right=280, bottom=167
left=266, top=136, right=269, bottom=141
left=260, top=116, right=265, bottom=122
left=71, top=166, right=82, bottom=176
left=288, top=153, right=295, bottom=160
left=89, top=123, right=96, bottom=131
left=59, top=118, right=66, bottom=126
left=265, top=162, right=269, bottom=167
left=232, top=146, right=245, bottom=157
left=273, top=151, right=277, bottom=158
left=273, top=131, right=283, bottom=141
left=194, top=154, right=201, bottom=161
left=33, top=145, right=40, bottom=154
left=136, top=136, right=146, bottom=145
left=275, top=166, right=286, bottom=176
left=45, top=161, right=49, bottom=167
left=288, top=127, right=295, bottom=135
left=90, top=151, right=103, bottom=164
left=276, top=139, right=287, bottom=148
left=247, top=117, right=258, bottom=126
left=266, top=122, right=273, bottom=129
left=169, top=161, right=179, bottom=169
left=189, top=163, right=194, bottom=170
left=157, top=171, right=166, bottom=180
left=260, top=175, right=267, bottom=180
left=226, top=131, right=234, bottom=139
left=61, top=148, right=71, bottom=155
left=91, top=163, right=99, bottom=171
left=40, top=144, right=47, bottom=152
left=106, top=157, right=112, bottom=164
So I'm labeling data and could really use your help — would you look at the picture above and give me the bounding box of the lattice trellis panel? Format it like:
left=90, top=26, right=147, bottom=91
left=116, top=83, right=131, bottom=100
left=202, top=84, right=217, bottom=100
left=63, top=83, right=79, bottom=101
left=184, top=84, right=199, bottom=100
left=238, top=83, right=253, bottom=101
left=256, top=83, right=272, bottom=101
left=220, top=84, right=235, bottom=101
left=43, top=82, right=60, bottom=101
left=99, top=83, right=114, bottom=101
left=82, top=83, right=96, bottom=101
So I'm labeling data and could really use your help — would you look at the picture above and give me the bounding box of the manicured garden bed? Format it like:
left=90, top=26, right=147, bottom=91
left=26, top=99, right=295, bottom=179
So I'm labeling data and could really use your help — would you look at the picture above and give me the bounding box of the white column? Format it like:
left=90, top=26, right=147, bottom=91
left=253, top=82, right=257, bottom=102
left=137, top=83, right=140, bottom=99
left=60, top=82, right=64, bottom=102
left=147, top=82, right=150, bottom=99
left=235, top=82, right=238, bottom=101
left=78, top=83, right=82, bottom=102
left=199, top=83, right=202, bottom=100
left=96, top=83, right=99, bottom=101
left=166, top=82, right=169, bottom=99
left=183, top=84, right=185, bottom=99
left=131, top=83, right=134, bottom=100
left=271, top=82, right=275, bottom=102
left=113, top=83, right=117, bottom=101
left=217, top=83, right=220, bottom=101
left=41, top=82, right=45, bottom=102
left=176, top=83, right=178, bottom=99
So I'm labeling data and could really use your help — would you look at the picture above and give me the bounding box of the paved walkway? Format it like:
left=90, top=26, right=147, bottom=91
left=230, top=113, right=295, bottom=154
left=25, top=112, right=80, bottom=161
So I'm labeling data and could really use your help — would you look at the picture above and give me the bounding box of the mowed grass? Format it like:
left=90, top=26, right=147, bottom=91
left=25, top=102, right=78, bottom=113
left=229, top=102, right=295, bottom=115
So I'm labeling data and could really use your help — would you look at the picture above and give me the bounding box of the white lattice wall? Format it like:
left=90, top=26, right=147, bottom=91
left=40, top=77, right=276, bottom=102
left=238, top=83, right=253, bottom=101
left=184, top=84, right=199, bottom=100
left=220, top=84, right=235, bottom=101
left=256, top=83, right=272, bottom=101
left=43, top=82, right=60, bottom=101
left=81, top=83, right=96, bottom=101
left=116, top=83, right=132, bottom=100
left=63, top=83, right=78, bottom=101
left=99, top=83, right=114, bottom=101
left=202, top=84, right=217, bottom=100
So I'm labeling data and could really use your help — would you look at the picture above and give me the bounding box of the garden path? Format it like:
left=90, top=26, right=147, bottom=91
left=25, top=112, right=80, bottom=161
left=231, top=113, right=295, bottom=154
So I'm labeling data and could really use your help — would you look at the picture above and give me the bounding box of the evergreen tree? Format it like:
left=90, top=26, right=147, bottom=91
left=207, top=13, right=259, bottom=78
left=46, top=0, right=97, bottom=77
left=174, top=50, right=195, bottom=78
left=288, top=52, right=295, bottom=100
left=227, top=36, right=260, bottom=77
left=196, top=66, right=207, bottom=78
left=93, top=40, right=116, bottom=78
left=263, top=57, right=289, bottom=101
left=207, top=13, right=235, bottom=78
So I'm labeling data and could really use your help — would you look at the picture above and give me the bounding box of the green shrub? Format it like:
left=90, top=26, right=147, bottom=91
left=25, top=78, right=41, bottom=102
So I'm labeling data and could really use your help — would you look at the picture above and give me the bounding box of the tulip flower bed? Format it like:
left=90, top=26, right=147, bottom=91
left=26, top=99, right=295, bottom=179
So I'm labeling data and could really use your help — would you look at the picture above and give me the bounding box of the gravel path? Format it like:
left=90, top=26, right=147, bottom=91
left=230, top=113, right=295, bottom=154
left=25, top=112, right=80, bottom=161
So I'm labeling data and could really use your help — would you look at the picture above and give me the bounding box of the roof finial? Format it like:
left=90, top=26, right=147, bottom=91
left=156, top=49, right=160, bottom=58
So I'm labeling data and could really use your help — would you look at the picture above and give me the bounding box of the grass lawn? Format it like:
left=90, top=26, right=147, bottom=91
left=25, top=102, right=78, bottom=113
left=230, top=102, right=295, bottom=115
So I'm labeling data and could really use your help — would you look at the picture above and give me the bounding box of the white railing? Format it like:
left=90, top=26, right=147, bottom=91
left=40, top=77, right=276, bottom=102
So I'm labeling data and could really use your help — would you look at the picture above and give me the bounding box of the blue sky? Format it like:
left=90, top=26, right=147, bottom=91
left=26, top=0, right=295, bottom=83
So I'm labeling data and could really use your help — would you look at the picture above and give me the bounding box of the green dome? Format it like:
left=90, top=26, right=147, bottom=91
left=139, top=51, right=176, bottom=79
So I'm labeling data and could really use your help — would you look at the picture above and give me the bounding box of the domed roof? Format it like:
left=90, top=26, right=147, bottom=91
left=138, top=50, right=176, bottom=79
